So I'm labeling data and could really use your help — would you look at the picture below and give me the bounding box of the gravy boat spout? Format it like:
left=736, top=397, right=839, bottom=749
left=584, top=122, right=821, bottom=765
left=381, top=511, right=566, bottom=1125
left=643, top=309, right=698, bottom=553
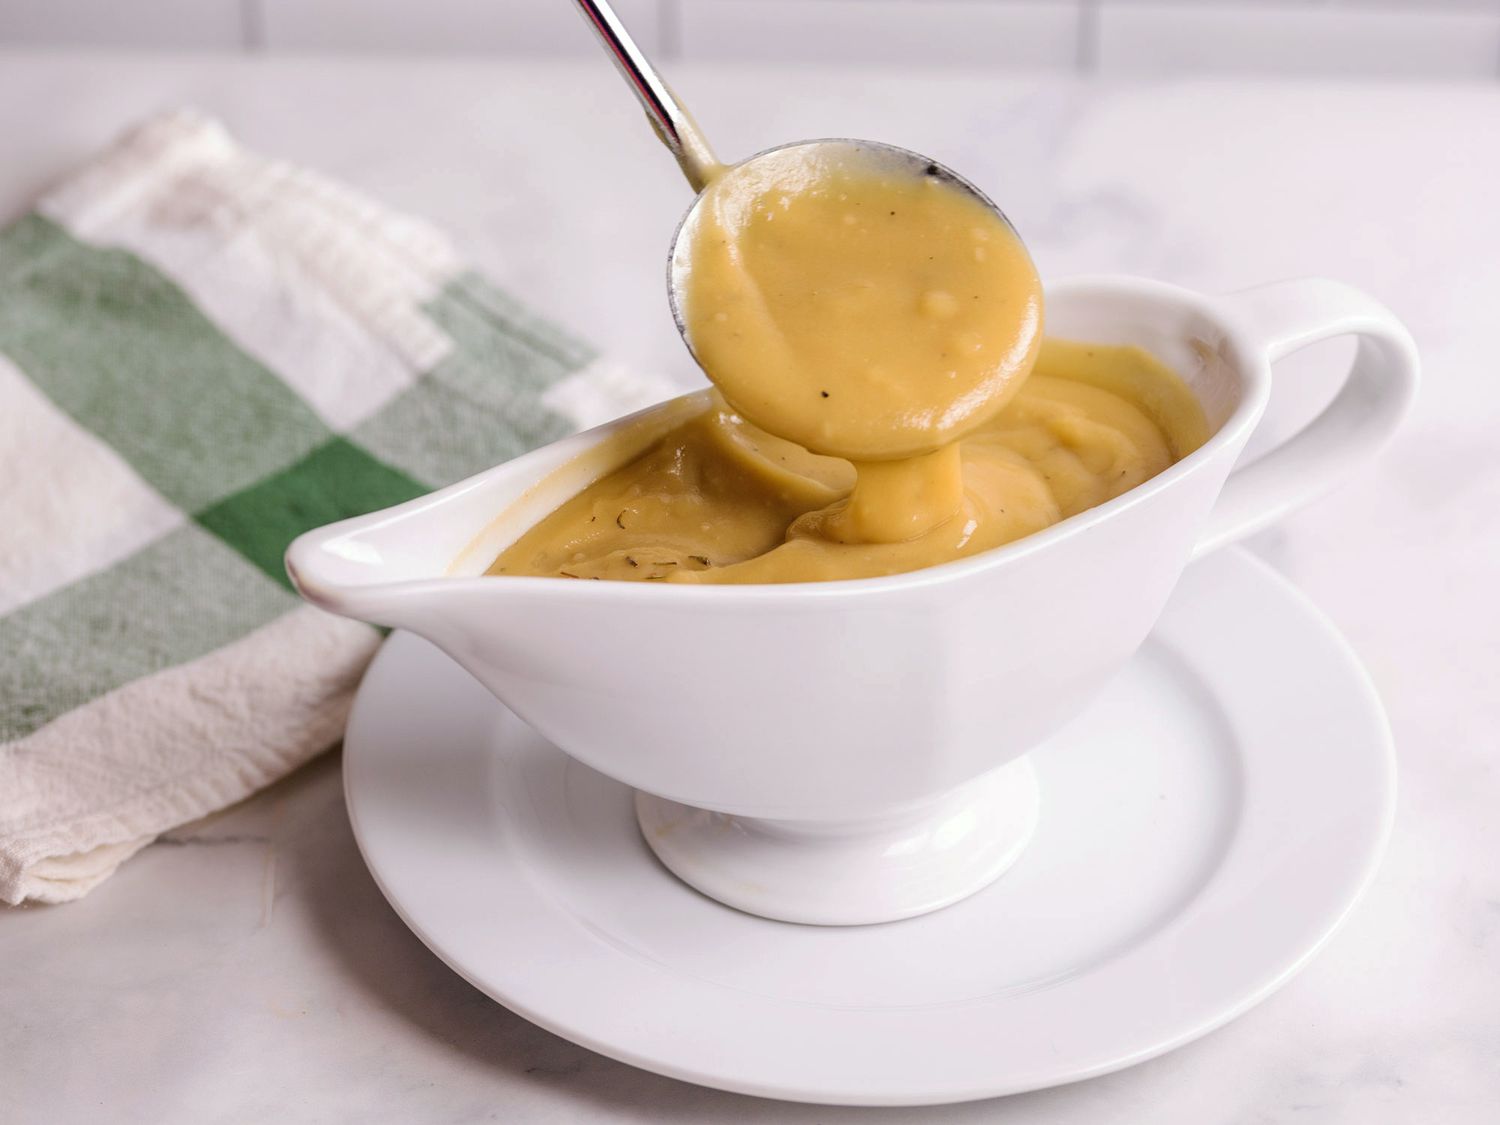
left=286, top=276, right=1417, bottom=925
left=287, top=391, right=707, bottom=636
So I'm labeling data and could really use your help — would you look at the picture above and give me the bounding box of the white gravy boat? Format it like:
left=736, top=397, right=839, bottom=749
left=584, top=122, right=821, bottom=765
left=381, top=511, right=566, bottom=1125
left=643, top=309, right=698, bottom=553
left=287, top=276, right=1417, bottom=925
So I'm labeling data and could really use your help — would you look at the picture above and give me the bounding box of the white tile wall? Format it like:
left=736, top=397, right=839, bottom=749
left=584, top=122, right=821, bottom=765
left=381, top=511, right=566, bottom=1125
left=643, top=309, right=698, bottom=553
left=677, top=1, right=1081, bottom=67
left=1094, top=3, right=1500, bottom=79
left=0, top=0, right=1496, bottom=80
left=0, top=0, right=245, bottom=49
left=260, top=0, right=661, bottom=55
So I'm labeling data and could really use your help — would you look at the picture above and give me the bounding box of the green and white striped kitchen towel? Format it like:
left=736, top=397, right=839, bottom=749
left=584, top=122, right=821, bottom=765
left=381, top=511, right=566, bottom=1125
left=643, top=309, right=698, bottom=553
left=0, top=111, right=675, bottom=905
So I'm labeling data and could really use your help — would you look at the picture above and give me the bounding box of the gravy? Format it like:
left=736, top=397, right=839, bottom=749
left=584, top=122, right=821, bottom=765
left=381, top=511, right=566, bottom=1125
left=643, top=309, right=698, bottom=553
left=488, top=155, right=1206, bottom=585
left=488, top=340, right=1207, bottom=584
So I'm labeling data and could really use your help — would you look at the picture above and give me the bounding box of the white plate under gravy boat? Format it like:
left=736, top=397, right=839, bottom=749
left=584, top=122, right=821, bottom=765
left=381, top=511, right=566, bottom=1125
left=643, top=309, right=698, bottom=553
left=342, top=547, right=1395, bottom=1106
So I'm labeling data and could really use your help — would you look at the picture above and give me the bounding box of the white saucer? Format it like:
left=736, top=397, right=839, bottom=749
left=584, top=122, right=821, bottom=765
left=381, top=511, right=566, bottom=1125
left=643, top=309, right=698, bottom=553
left=343, top=548, right=1394, bottom=1106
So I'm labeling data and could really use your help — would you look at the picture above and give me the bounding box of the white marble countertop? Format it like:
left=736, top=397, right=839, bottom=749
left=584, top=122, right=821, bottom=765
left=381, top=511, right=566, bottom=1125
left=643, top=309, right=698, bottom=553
left=2, top=50, right=1496, bottom=1123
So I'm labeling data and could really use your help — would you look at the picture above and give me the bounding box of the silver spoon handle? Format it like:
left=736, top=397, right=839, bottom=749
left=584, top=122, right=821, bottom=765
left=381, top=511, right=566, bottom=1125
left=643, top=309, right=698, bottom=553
left=570, top=0, right=722, bottom=191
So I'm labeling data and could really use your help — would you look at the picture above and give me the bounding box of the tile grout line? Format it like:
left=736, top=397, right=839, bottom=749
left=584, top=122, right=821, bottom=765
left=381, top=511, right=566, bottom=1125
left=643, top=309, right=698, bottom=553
left=1077, top=0, right=1100, bottom=76
left=241, top=0, right=265, bottom=52
left=659, top=0, right=682, bottom=62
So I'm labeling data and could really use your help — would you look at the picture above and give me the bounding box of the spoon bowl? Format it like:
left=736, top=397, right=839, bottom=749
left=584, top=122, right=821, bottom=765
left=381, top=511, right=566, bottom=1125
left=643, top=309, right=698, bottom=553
left=573, top=0, right=1037, bottom=458
left=666, top=137, right=1016, bottom=351
left=571, top=0, right=1027, bottom=362
left=666, top=138, right=1039, bottom=459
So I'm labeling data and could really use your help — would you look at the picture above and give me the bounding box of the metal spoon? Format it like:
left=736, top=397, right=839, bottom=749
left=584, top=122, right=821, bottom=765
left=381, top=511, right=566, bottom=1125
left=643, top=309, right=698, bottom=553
left=569, top=0, right=1018, bottom=347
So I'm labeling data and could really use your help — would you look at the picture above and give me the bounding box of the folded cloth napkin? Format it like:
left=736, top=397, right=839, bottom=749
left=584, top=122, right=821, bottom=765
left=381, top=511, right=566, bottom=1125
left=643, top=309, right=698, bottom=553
left=0, top=111, right=676, bottom=905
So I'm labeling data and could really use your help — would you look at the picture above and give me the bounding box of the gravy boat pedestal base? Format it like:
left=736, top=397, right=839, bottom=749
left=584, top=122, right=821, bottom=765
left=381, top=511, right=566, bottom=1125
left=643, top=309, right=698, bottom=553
left=636, top=757, right=1040, bottom=925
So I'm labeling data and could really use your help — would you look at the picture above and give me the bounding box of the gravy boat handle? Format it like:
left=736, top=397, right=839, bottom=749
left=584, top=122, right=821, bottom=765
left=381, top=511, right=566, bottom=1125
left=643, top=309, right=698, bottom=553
left=1192, top=278, right=1419, bottom=559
